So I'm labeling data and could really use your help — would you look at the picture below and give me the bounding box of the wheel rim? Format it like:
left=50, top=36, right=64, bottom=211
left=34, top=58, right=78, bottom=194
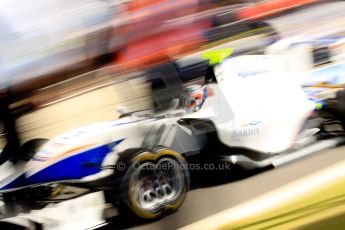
left=129, top=157, right=185, bottom=214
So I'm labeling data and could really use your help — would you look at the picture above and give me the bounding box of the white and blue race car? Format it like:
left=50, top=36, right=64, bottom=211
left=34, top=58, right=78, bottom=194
left=0, top=49, right=344, bottom=220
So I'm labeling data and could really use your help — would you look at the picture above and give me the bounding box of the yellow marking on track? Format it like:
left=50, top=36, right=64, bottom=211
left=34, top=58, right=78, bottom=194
left=181, top=151, right=345, bottom=230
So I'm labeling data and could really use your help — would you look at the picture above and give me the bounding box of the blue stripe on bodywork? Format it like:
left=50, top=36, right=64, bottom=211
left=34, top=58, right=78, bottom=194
left=26, top=139, right=124, bottom=185
left=0, top=174, right=26, bottom=190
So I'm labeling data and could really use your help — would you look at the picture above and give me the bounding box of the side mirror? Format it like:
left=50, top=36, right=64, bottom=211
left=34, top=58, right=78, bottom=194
left=116, top=105, right=128, bottom=115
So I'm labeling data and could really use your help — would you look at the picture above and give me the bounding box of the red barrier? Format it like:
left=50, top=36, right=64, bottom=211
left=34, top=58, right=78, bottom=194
left=237, top=0, right=321, bottom=20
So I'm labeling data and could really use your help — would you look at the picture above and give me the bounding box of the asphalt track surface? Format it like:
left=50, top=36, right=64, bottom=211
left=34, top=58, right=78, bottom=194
left=99, top=145, right=345, bottom=230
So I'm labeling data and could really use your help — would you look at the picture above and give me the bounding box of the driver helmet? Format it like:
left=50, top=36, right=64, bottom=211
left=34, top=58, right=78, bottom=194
left=180, top=84, right=208, bottom=113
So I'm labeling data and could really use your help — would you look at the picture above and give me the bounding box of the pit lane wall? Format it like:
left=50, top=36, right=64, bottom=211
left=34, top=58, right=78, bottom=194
left=181, top=145, right=345, bottom=230
left=0, top=77, right=152, bottom=148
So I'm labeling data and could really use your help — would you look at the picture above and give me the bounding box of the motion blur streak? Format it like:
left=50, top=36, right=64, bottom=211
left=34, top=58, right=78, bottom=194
left=237, top=0, right=322, bottom=20
left=181, top=156, right=345, bottom=230
left=1, top=0, right=345, bottom=229
left=0, top=0, right=113, bottom=87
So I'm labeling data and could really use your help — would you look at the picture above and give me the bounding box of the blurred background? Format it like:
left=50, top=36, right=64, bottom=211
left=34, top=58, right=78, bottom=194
left=2, top=0, right=342, bottom=145
left=1, top=0, right=345, bottom=229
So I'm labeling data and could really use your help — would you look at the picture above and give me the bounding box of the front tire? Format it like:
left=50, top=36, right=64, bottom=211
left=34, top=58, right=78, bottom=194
left=1, top=138, right=51, bottom=202
left=114, top=148, right=189, bottom=220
